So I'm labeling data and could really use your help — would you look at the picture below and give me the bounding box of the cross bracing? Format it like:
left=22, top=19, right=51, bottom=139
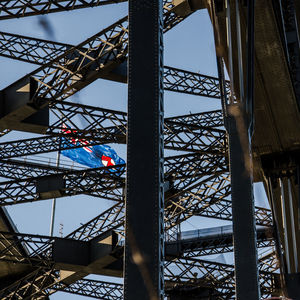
left=0, top=145, right=274, bottom=298
left=0, top=158, right=69, bottom=180
left=0, top=151, right=224, bottom=204
left=0, top=5, right=192, bottom=120
left=0, top=226, right=278, bottom=299
left=45, top=101, right=224, bottom=133
left=0, top=114, right=274, bottom=297
left=0, top=165, right=125, bottom=204
left=0, top=151, right=227, bottom=182
left=53, top=279, right=123, bottom=300
left=0, top=1, right=283, bottom=299
left=50, top=265, right=279, bottom=299
left=0, top=119, right=226, bottom=159
left=0, top=226, right=275, bottom=266
left=0, top=31, right=229, bottom=99
left=0, top=0, right=127, bottom=20
left=61, top=194, right=272, bottom=244
left=0, top=245, right=279, bottom=300
left=0, top=192, right=274, bottom=299
left=0, top=100, right=224, bottom=138
left=0, top=0, right=189, bottom=31
left=0, top=152, right=272, bottom=227
left=24, top=16, right=129, bottom=105
left=54, top=265, right=268, bottom=300
left=0, top=263, right=276, bottom=300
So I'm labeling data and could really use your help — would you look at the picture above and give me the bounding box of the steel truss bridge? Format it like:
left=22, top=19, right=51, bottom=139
left=0, top=0, right=299, bottom=299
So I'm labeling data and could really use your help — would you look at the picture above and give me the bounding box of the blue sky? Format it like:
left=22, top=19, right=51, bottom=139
left=0, top=3, right=269, bottom=299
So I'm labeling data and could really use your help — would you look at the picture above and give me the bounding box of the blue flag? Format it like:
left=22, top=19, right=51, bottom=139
left=60, top=125, right=125, bottom=172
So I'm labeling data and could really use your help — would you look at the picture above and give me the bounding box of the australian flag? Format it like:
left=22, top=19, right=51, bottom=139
left=60, top=124, right=125, bottom=172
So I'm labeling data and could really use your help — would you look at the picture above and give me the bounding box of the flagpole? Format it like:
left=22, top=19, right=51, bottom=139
left=49, top=149, right=61, bottom=236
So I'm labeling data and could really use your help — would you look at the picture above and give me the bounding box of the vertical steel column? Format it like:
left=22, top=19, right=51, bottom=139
left=287, top=178, right=298, bottom=272
left=297, top=164, right=300, bottom=231
left=279, top=0, right=300, bottom=109
left=280, top=177, right=293, bottom=274
left=224, top=0, right=260, bottom=299
left=226, top=112, right=260, bottom=300
left=125, top=1, right=164, bottom=300
left=246, top=0, right=255, bottom=133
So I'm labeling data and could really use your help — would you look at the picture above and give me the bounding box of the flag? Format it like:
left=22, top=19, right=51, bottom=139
left=60, top=124, right=125, bottom=172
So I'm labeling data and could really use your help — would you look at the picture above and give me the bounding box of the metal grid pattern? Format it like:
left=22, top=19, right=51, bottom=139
left=0, top=0, right=281, bottom=299
left=0, top=32, right=225, bottom=99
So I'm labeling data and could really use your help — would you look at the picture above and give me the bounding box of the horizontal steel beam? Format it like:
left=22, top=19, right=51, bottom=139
left=0, top=226, right=274, bottom=266
left=0, top=32, right=228, bottom=98
left=0, top=233, right=278, bottom=300
left=0, top=0, right=190, bottom=32
left=53, top=278, right=123, bottom=300
left=0, top=3, right=191, bottom=131
left=0, top=0, right=127, bottom=20
left=0, top=123, right=225, bottom=159
left=165, top=225, right=275, bottom=257
left=0, top=152, right=227, bottom=205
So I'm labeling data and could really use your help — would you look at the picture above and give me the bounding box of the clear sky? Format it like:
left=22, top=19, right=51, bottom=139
left=0, top=3, right=269, bottom=299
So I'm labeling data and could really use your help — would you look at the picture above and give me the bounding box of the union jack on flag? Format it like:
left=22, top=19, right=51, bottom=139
left=60, top=124, right=125, bottom=171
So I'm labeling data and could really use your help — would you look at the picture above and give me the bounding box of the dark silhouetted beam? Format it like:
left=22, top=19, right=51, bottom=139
left=0, top=32, right=227, bottom=98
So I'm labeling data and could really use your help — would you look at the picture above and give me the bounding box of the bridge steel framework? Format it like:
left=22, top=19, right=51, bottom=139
left=0, top=0, right=290, bottom=299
